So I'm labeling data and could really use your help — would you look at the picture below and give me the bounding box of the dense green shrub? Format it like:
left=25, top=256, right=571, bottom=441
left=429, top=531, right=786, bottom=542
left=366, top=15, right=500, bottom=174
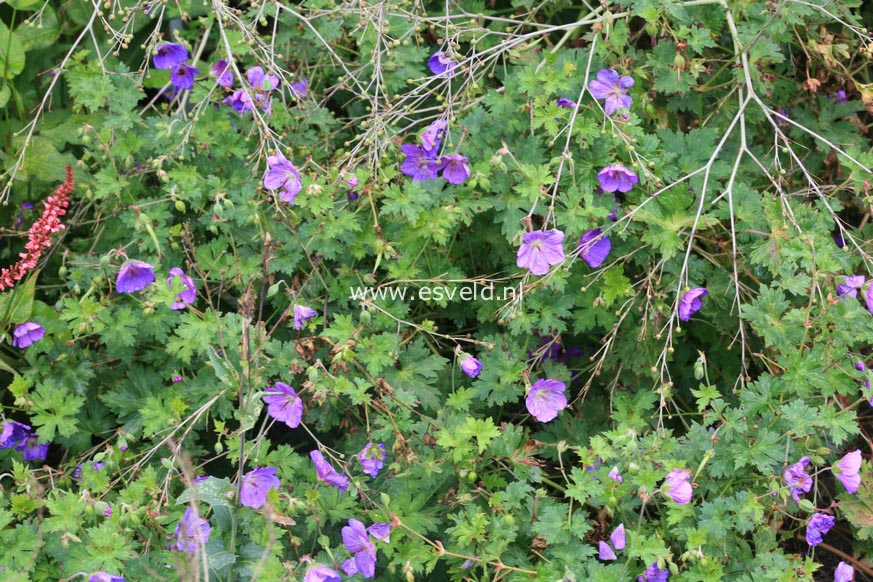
left=1, top=0, right=873, bottom=581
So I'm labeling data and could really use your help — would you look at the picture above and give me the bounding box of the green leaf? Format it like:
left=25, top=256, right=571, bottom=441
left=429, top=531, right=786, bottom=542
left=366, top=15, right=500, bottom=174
left=0, top=272, right=37, bottom=326
left=0, top=22, right=25, bottom=79
left=16, top=5, right=60, bottom=50
left=176, top=477, right=236, bottom=510
left=12, top=136, right=77, bottom=183
left=7, top=0, right=43, bottom=9
left=29, top=382, right=84, bottom=441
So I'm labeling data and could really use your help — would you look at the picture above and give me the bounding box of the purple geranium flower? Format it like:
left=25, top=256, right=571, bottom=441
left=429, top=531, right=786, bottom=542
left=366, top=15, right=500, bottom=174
left=865, top=282, right=873, bottom=314
left=589, top=69, right=634, bottom=115
left=239, top=467, right=280, bottom=509
left=598, top=540, right=617, bottom=561
left=598, top=523, right=626, bottom=560
left=611, top=523, right=626, bottom=550
left=608, top=466, right=623, bottom=482
left=170, top=506, right=211, bottom=553
left=525, top=379, right=567, bottom=422
left=806, top=513, right=835, bottom=547
left=460, top=354, right=482, bottom=378
left=421, top=120, right=446, bottom=157
left=342, top=518, right=378, bottom=578
left=12, top=321, right=45, bottom=348
left=170, top=64, right=199, bottom=90
left=304, top=565, right=342, bottom=582
left=441, top=154, right=471, bottom=185
left=88, top=573, right=125, bottom=582
left=224, top=89, right=253, bottom=113
left=116, top=260, right=156, bottom=294
left=834, top=450, right=862, bottom=494
left=428, top=51, right=456, bottom=77
left=577, top=229, right=612, bottom=268
left=837, top=275, right=866, bottom=298
left=293, top=305, right=318, bottom=330
left=368, top=522, right=391, bottom=541
left=638, top=563, right=669, bottom=582
left=678, top=287, right=708, bottom=321
left=663, top=468, right=693, bottom=504
left=784, top=456, right=813, bottom=502
left=359, top=441, right=386, bottom=478
left=264, top=153, right=303, bottom=204
left=597, top=164, right=639, bottom=193
left=263, top=382, right=304, bottom=429
left=290, top=78, right=309, bottom=99
left=246, top=67, right=279, bottom=113
left=17, top=434, right=49, bottom=461
left=211, top=60, right=234, bottom=88
left=248, top=66, right=279, bottom=92
left=835, top=562, right=855, bottom=582
left=167, top=268, right=196, bottom=309
left=153, top=43, right=188, bottom=70
left=556, top=98, right=577, bottom=108
left=516, top=229, right=566, bottom=276
left=400, top=144, right=445, bottom=182
left=310, top=450, right=351, bottom=492
left=830, top=90, right=848, bottom=105
left=0, top=421, right=31, bottom=448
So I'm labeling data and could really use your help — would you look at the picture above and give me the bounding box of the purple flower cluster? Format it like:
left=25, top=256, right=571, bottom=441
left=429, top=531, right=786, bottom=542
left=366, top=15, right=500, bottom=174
left=836, top=275, right=873, bottom=313
left=400, top=120, right=470, bottom=184
left=597, top=523, right=626, bottom=560
left=88, top=573, right=125, bottom=582
left=153, top=43, right=199, bottom=92
left=224, top=66, right=280, bottom=114
left=341, top=518, right=391, bottom=578
left=1, top=420, right=49, bottom=461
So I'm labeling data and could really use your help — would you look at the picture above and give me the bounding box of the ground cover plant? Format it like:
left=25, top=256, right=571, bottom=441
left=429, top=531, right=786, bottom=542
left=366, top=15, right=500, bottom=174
left=1, top=0, right=873, bottom=581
